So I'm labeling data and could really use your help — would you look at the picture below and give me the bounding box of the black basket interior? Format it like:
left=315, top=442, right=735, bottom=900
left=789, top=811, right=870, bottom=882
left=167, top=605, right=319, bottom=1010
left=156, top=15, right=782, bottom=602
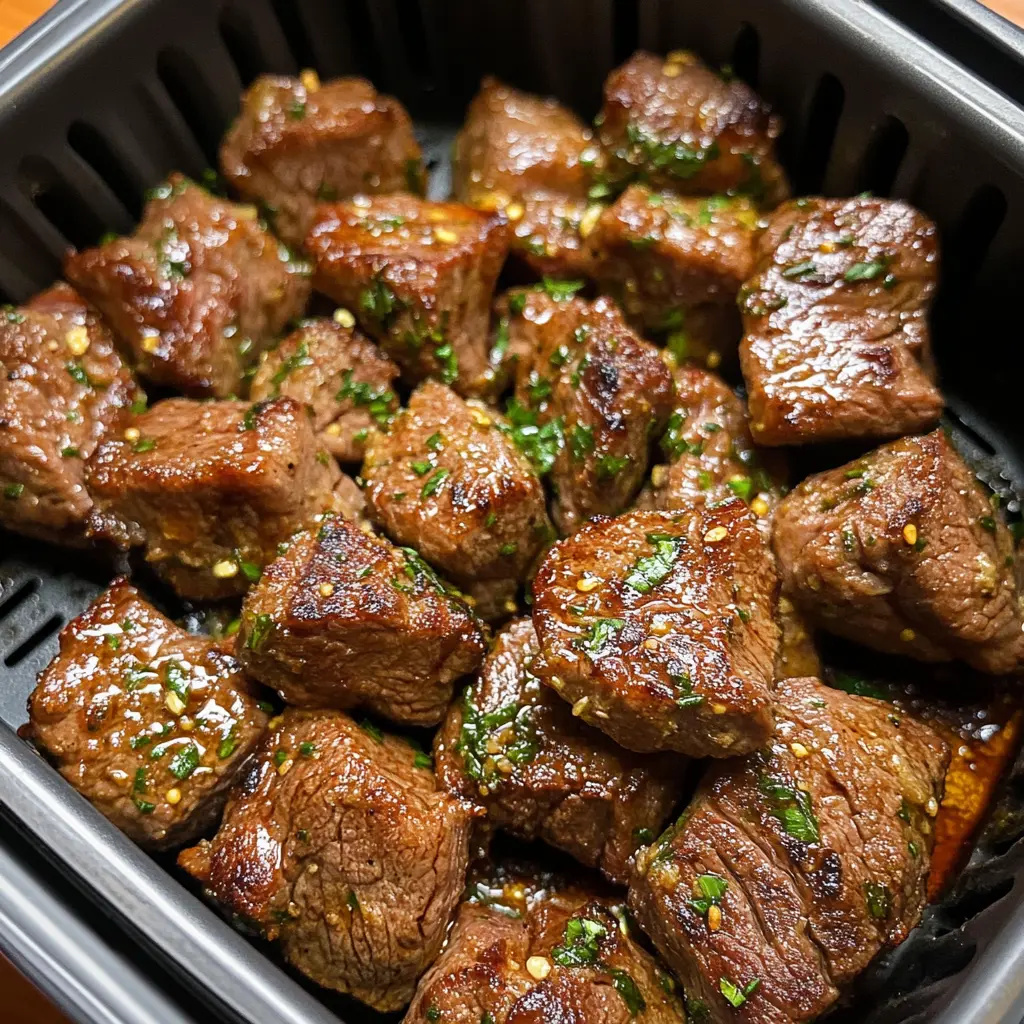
left=2, top=1, right=1024, bottom=1022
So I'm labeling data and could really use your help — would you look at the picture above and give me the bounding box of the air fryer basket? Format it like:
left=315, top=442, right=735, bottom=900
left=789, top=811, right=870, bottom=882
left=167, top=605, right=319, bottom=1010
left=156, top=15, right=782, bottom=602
left=2, top=0, right=1024, bottom=1022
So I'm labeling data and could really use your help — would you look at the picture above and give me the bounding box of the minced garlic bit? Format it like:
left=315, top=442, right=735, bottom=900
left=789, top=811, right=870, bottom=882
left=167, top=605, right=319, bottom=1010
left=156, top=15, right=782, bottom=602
left=926, top=797, right=939, bottom=817
left=277, top=758, right=294, bottom=777
left=662, top=61, right=683, bottom=77
left=704, top=526, right=728, bottom=543
left=165, top=787, right=182, bottom=805
left=706, top=350, right=723, bottom=370
left=211, top=560, right=239, bottom=579
left=299, top=68, right=321, bottom=93
left=790, top=742, right=810, bottom=758
left=319, top=582, right=335, bottom=597
left=179, top=717, right=195, bottom=733
left=644, top=637, right=659, bottom=651
left=576, top=575, right=601, bottom=592
left=64, top=326, right=90, bottom=356
left=333, top=307, right=356, bottom=328
left=141, top=333, right=161, bottom=354
left=651, top=465, right=669, bottom=488
left=900, top=627, right=916, bottom=642
left=666, top=49, right=696, bottom=64
left=505, top=201, right=524, bottom=222
left=750, top=496, right=770, bottom=518
left=708, top=905, right=723, bottom=932
left=778, top=595, right=794, bottom=615
left=903, top=523, right=918, bottom=546
left=649, top=618, right=671, bottom=636
left=165, top=692, right=186, bottom=716
left=123, top=427, right=141, bottom=443
left=469, top=407, right=492, bottom=427
left=503, top=598, right=518, bottom=615
left=433, top=226, right=458, bottom=244
left=268, top=715, right=284, bottom=730
left=579, top=203, right=604, bottom=238
left=526, top=956, right=552, bottom=981
left=325, top=423, right=342, bottom=436
left=571, top=696, right=589, bottom=717
left=711, top=703, right=728, bottom=715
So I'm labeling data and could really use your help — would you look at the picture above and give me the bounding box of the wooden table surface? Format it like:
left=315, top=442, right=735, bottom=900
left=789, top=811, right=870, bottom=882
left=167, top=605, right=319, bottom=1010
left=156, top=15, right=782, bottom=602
left=0, top=0, right=1022, bottom=1022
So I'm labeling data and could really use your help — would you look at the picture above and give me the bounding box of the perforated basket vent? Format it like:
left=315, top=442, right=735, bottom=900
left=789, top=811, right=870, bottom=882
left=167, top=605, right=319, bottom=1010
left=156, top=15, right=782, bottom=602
left=2, top=1, right=1024, bottom=1022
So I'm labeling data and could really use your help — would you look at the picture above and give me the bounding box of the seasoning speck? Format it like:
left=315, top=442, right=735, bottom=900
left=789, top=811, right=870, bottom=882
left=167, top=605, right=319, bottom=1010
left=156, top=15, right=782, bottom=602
left=65, top=326, right=90, bottom=356
left=526, top=956, right=551, bottom=981
left=704, top=526, right=728, bottom=543
left=319, top=582, right=335, bottom=597
left=165, top=787, right=182, bottom=805
left=212, top=560, right=239, bottom=579
left=333, top=307, right=356, bottom=328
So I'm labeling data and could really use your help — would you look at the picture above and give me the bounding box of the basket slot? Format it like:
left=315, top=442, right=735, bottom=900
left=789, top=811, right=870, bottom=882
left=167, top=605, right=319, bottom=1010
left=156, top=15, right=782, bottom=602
left=358, top=0, right=435, bottom=102
left=134, top=79, right=211, bottom=181
left=18, top=155, right=105, bottom=253
left=67, top=121, right=146, bottom=223
left=822, top=106, right=890, bottom=197
left=2, top=613, right=62, bottom=669
left=221, top=1, right=298, bottom=82
left=0, top=197, right=62, bottom=299
left=49, top=148, right=135, bottom=242
left=730, top=22, right=761, bottom=88
left=854, top=116, right=910, bottom=197
left=791, top=72, right=845, bottom=194
left=279, top=0, right=360, bottom=81
left=612, top=0, right=641, bottom=63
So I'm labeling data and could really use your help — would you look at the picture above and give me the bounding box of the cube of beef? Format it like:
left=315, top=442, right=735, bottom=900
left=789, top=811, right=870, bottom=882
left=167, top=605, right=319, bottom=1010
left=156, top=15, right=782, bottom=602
left=453, top=76, right=605, bottom=278
left=629, top=675, right=949, bottom=1024
left=640, top=364, right=784, bottom=532
left=363, top=381, right=553, bottom=619
left=405, top=862, right=685, bottom=1023
left=220, top=72, right=424, bottom=246
left=250, top=316, right=400, bottom=463
left=597, top=51, right=788, bottom=203
left=0, top=284, right=140, bottom=544
left=65, top=174, right=311, bottom=398
left=532, top=506, right=779, bottom=757
left=235, top=514, right=485, bottom=724
left=587, top=186, right=760, bottom=344
left=739, top=197, right=944, bottom=445
left=28, top=579, right=267, bottom=849
left=306, top=195, right=510, bottom=397
left=179, top=709, right=472, bottom=1012
left=503, top=287, right=675, bottom=535
left=85, top=397, right=339, bottom=600
left=772, top=429, right=1024, bottom=674
left=435, top=618, right=682, bottom=884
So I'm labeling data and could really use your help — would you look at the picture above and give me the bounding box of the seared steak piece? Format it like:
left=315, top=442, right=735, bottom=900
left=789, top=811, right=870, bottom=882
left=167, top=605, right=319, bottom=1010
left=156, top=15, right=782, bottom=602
left=306, top=195, right=510, bottom=398
left=179, top=708, right=472, bottom=1012
left=453, top=76, right=604, bottom=278
left=65, top=174, right=311, bottom=398
left=532, top=505, right=779, bottom=757
left=639, top=364, right=783, bottom=533
left=434, top=618, right=682, bottom=883
left=86, top=397, right=339, bottom=601
left=0, top=284, right=140, bottom=544
left=235, top=514, right=484, bottom=724
left=629, top=675, right=949, bottom=1024
left=740, top=196, right=943, bottom=445
left=503, top=287, right=675, bottom=535
left=405, top=863, right=685, bottom=1023
left=363, top=381, right=553, bottom=620
left=773, top=429, right=1024, bottom=674
left=250, top=316, right=399, bottom=463
left=220, top=72, right=424, bottom=246
left=28, top=579, right=267, bottom=849
left=597, top=51, right=788, bottom=203
left=587, top=186, right=760, bottom=337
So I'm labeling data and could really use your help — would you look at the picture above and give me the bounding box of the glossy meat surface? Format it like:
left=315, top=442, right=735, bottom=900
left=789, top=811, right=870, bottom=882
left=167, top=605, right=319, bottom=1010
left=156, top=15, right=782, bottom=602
left=65, top=174, right=310, bottom=397
left=250, top=316, right=400, bottom=463
left=221, top=73, right=423, bottom=245
left=740, top=197, right=943, bottom=445
left=235, top=514, right=485, bottom=724
left=435, top=618, right=683, bottom=883
left=306, top=194, right=510, bottom=397
left=772, top=429, right=1024, bottom=674
left=363, top=381, right=553, bottom=619
left=179, top=708, right=472, bottom=1012
left=85, top=397, right=339, bottom=600
left=532, top=505, right=780, bottom=757
left=629, top=675, right=949, bottom=1024
left=0, top=284, right=140, bottom=543
left=29, top=579, right=267, bottom=849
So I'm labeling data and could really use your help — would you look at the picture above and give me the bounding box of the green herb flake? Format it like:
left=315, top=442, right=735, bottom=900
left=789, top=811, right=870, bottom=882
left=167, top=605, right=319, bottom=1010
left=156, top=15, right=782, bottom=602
left=410, top=459, right=432, bottom=476
left=579, top=618, right=625, bottom=657
left=426, top=431, right=443, bottom=451
left=421, top=467, right=450, bottom=499
left=625, top=532, right=683, bottom=594
left=845, top=259, right=889, bottom=282
left=3, top=482, right=25, bottom=499
left=217, top=725, right=239, bottom=760
left=246, top=613, right=274, bottom=651
left=359, top=719, right=384, bottom=743
left=298, top=741, right=316, bottom=758
left=169, top=742, right=200, bottom=780
left=782, top=259, right=817, bottom=279
left=689, top=872, right=729, bottom=916
left=979, top=516, right=997, bottom=533
left=609, top=968, right=646, bottom=1016
left=759, top=776, right=820, bottom=843
left=596, top=453, right=630, bottom=479
left=551, top=916, right=607, bottom=967
left=719, top=976, right=760, bottom=1009
left=569, top=423, right=595, bottom=461
left=542, top=277, right=584, bottom=302
left=65, top=361, right=91, bottom=386
left=865, top=881, right=891, bottom=920
left=414, top=751, right=433, bottom=770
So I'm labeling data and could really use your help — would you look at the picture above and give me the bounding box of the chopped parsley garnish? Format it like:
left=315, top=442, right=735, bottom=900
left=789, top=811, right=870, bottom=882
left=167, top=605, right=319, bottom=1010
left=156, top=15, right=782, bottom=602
left=359, top=277, right=402, bottom=327
left=845, top=259, right=889, bottom=282
left=829, top=672, right=888, bottom=701
left=410, top=459, right=432, bottom=476
left=609, top=968, right=646, bottom=1016
left=979, top=515, right=997, bottom=533
left=624, top=532, right=683, bottom=594
left=596, top=453, right=630, bottom=479
left=414, top=751, right=433, bottom=770
left=689, top=873, right=728, bottom=916
left=299, top=741, right=316, bottom=758
left=347, top=890, right=360, bottom=910
left=287, top=99, right=306, bottom=119
left=499, top=542, right=518, bottom=556
left=132, top=767, right=154, bottom=813
left=246, top=613, right=274, bottom=651
left=542, top=277, right=584, bottom=302
left=569, top=423, right=595, bottom=461
left=426, top=432, right=443, bottom=451
left=660, top=411, right=699, bottom=461
left=164, top=661, right=190, bottom=701
left=579, top=618, right=625, bottom=657
left=672, top=672, right=704, bottom=708
left=217, top=725, right=239, bottom=759
left=782, top=259, right=817, bottom=279
left=132, top=437, right=156, bottom=453
left=269, top=341, right=314, bottom=394
left=335, top=370, right=395, bottom=428
left=865, top=881, right=891, bottom=919
left=3, top=483, right=24, bottom=499
left=359, top=718, right=384, bottom=743
left=499, top=400, right=564, bottom=476
left=508, top=292, right=527, bottom=316
left=421, top=467, right=450, bottom=499
left=457, top=687, right=537, bottom=784
left=759, top=776, right=820, bottom=843
left=169, top=742, right=200, bottom=780
left=719, top=976, right=760, bottom=1008
left=727, top=476, right=753, bottom=502
left=61, top=445, right=81, bottom=458
left=623, top=122, right=720, bottom=183
left=65, top=361, right=91, bottom=386
left=551, top=916, right=606, bottom=967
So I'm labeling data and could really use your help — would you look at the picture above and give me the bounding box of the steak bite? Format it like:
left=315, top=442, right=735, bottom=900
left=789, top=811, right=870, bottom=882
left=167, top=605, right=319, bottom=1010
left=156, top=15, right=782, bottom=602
left=772, top=429, right=1024, bottom=674
left=65, top=174, right=311, bottom=398
left=28, top=579, right=267, bottom=849
left=597, top=50, right=788, bottom=204
left=640, top=363, right=783, bottom=531
left=629, top=675, right=950, bottom=1024
left=0, top=284, right=141, bottom=544
left=503, top=287, right=675, bottom=535
left=249, top=316, right=400, bottom=463
left=434, top=618, right=682, bottom=884
left=220, top=72, right=424, bottom=246
left=363, top=381, right=553, bottom=620
left=531, top=505, right=779, bottom=757
left=85, top=397, right=338, bottom=601
left=305, top=195, right=510, bottom=397
left=405, top=863, right=686, bottom=1023
left=739, top=196, right=943, bottom=446
left=587, top=186, right=760, bottom=339
left=179, top=708, right=472, bottom=1012
left=235, top=514, right=485, bottom=724
left=453, top=76, right=604, bottom=278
